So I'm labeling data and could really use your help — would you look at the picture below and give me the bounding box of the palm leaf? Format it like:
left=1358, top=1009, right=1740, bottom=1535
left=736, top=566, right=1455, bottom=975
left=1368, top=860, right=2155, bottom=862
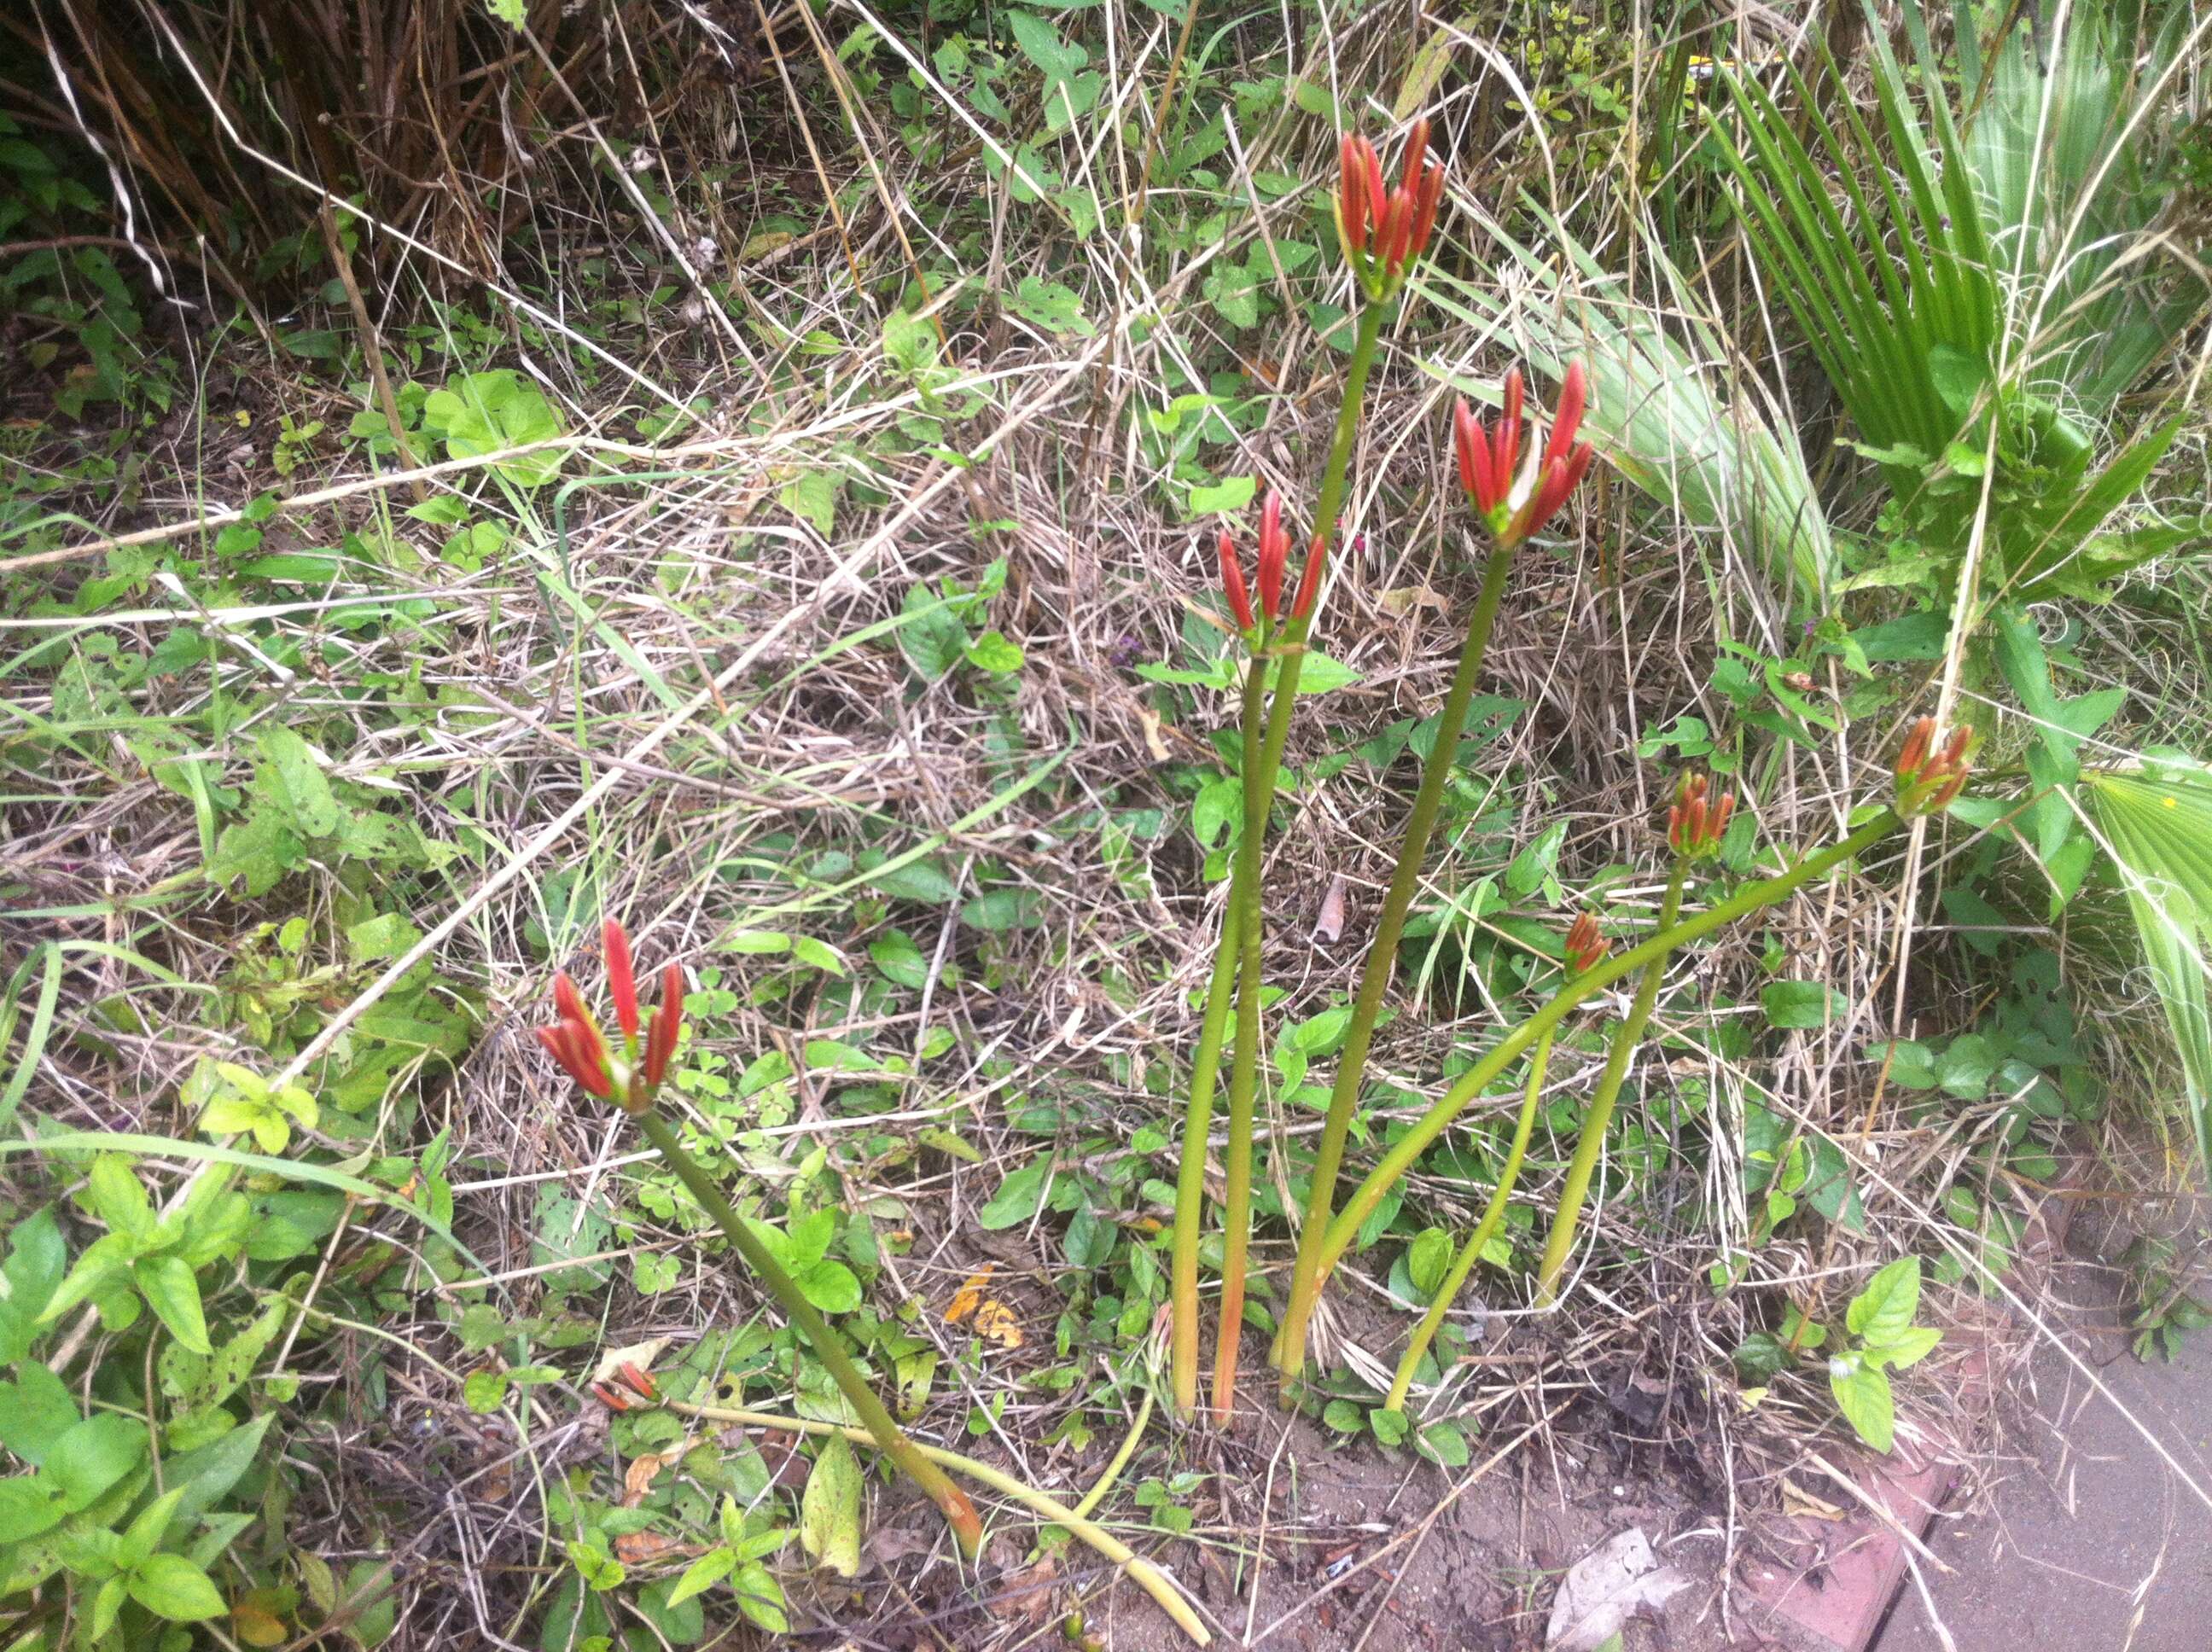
left=2087, top=764, right=2212, bottom=1175
left=1421, top=224, right=1837, bottom=604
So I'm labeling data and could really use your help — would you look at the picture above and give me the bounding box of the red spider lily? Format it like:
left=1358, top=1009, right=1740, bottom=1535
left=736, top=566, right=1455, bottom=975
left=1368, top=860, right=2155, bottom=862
left=1336, top=119, right=1447, bottom=297
left=1453, top=361, right=1594, bottom=548
left=1666, top=771, right=1735, bottom=860
left=1218, top=526, right=1255, bottom=631
left=1563, top=912, right=1608, bottom=976
left=1255, top=490, right=1288, bottom=621
left=1218, top=492, right=1326, bottom=636
left=537, top=920, right=685, bottom=1114
left=1895, top=718, right=1976, bottom=816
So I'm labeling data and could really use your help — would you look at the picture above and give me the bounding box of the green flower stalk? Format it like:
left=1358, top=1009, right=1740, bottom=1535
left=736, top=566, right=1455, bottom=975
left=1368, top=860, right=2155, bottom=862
left=1273, top=798, right=1927, bottom=1376
left=1274, top=364, right=1593, bottom=1395
left=540, top=921, right=984, bottom=1556
left=1384, top=915, right=1604, bottom=1411
left=1533, top=835, right=1698, bottom=1306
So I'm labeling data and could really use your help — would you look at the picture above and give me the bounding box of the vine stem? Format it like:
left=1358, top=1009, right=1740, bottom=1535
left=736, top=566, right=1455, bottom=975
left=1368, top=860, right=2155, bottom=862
left=1534, top=858, right=1689, bottom=1304
left=1273, top=809, right=1901, bottom=1376
left=1273, top=544, right=1515, bottom=1392
left=1382, top=1027, right=1552, bottom=1412
left=1168, top=295, right=1390, bottom=1416
left=661, top=1399, right=1210, bottom=1645
left=632, top=1112, right=981, bottom=1556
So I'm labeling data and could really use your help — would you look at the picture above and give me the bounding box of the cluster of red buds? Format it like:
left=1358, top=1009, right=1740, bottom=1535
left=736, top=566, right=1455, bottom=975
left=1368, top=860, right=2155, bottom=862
left=538, top=918, right=684, bottom=1115
left=1335, top=119, right=1446, bottom=300
left=1453, top=362, right=1595, bottom=549
left=1218, top=490, right=1326, bottom=637
left=1667, top=772, right=1735, bottom=861
left=591, top=1360, right=659, bottom=1412
left=1563, top=912, right=1609, bottom=976
left=1895, top=718, right=1976, bottom=817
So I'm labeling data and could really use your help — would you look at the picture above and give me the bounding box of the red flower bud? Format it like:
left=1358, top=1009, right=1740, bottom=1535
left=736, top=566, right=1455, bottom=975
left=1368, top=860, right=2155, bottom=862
left=1564, top=912, right=1608, bottom=975
left=603, top=918, right=639, bottom=1040
left=1895, top=720, right=1976, bottom=817
left=1218, top=528, right=1255, bottom=631
left=541, top=925, right=683, bottom=1111
left=643, top=963, right=684, bottom=1088
left=1290, top=531, right=1329, bottom=622
left=1455, top=361, right=1593, bottom=547
left=1336, top=122, right=1446, bottom=294
left=1256, top=490, right=1287, bottom=621
left=1666, top=772, right=1732, bottom=860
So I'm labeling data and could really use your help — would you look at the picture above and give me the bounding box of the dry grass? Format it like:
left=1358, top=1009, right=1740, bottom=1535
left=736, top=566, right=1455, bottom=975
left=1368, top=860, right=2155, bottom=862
left=4, top=1, right=2209, bottom=1645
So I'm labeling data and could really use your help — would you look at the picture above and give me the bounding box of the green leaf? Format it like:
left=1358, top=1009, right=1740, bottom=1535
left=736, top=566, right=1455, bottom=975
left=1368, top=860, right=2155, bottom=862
left=979, top=1164, right=1055, bottom=1230
left=1845, top=1256, right=1922, bottom=1346
left=131, top=1256, right=211, bottom=1355
left=0, top=1477, right=65, bottom=1542
left=963, top=631, right=1024, bottom=674
left=0, top=1363, right=82, bottom=1464
left=567, top=1538, right=626, bottom=1591
left=800, top=1434, right=864, bottom=1578
left=463, top=1371, right=509, bottom=1413
left=1761, top=980, right=1848, bottom=1029
left=258, top=726, right=339, bottom=838
left=1406, top=1229, right=1453, bottom=1300
left=1187, top=474, right=1256, bottom=515
left=43, top=1414, right=148, bottom=1512
left=1415, top=1419, right=1470, bottom=1467
left=1828, top=1358, right=1895, bottom=1452
left=732, top=1560, right=789, bottom=1632
left=117, top=1486, right=185, bottom=1570
left=165, top=1411, right=275, bottom=1517
left=1866, top=1323, right=1941, bottom=1370
left=88, top=1155, right=156, bottom=1242
left=958, top=888, right=1043, bottom=932
left=1321, top=1399, right=1364, bottom=1434
left=667, top=1546, right=736, bottom=1608
left=1368, top=1408, right=1410, bottom=1447
left=128, top=1553, right=226, bottom=1621
left=779, top=469, right=841, bottom=536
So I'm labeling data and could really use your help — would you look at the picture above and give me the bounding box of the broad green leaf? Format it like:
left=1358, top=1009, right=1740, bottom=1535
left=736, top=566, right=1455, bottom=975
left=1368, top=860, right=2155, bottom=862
left=258, top=726, right=339, bottom=838
left=127, top=1552, right=226, bottom=1621
left=0, top=1362, right=81, bottom=1463
left=1845, top=1256, right=1922, bottom=1346
left=131, top=1256, right=211, bottom=1355
left=1828, top=1358, right=1895, bottom=1452
left=43, top=1414, right=148, bottom=1512
left=667, top=1546, right=736, bottom=1608
left=799, top=1434, right=864, bottom=1578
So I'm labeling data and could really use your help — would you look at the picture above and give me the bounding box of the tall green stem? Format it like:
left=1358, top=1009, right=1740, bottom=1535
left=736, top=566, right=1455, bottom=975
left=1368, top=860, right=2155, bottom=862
left=1273, top=809, right=1901, bottom=1378
left=1533, top=859, right=1688, bottom=1304
left=1274, top=544, right=1515, bottom=1391
left=1167, top=297, right=1389, bottom=1415
left=1383, top=1027, right=1552, bottom=1412
left=1210, top=653, right=1270, bottom=1422
left=632, top=1111, right=983, bottom=1556
left=1167, top=910, right=1238, bottom=1415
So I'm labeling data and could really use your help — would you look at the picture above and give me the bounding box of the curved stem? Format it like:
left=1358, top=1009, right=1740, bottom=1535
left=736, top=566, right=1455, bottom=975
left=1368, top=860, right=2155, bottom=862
left=1210, top=657, right=1271, bottom=1422
left=1534, top=859, right=1688, bottom=1304
left=1383, top=1027, right=1552, bottom=1412
left=664, top=1399, right=1210, bottom=1646
left=1070, top=1382, right=1155, bottom=1521
left=633, top=1112, right=982, bottom=1556
left=1275, top=544, right=1515, bottom=1391
left=1273, top=809, right=1900, bottom=1380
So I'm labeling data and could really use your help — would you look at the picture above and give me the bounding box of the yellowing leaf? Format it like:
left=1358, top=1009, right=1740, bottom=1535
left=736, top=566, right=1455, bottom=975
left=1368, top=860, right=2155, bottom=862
left=800, top=1434, right=864, bottom=1578
left=944, top=1265, right=996, bottom=1326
